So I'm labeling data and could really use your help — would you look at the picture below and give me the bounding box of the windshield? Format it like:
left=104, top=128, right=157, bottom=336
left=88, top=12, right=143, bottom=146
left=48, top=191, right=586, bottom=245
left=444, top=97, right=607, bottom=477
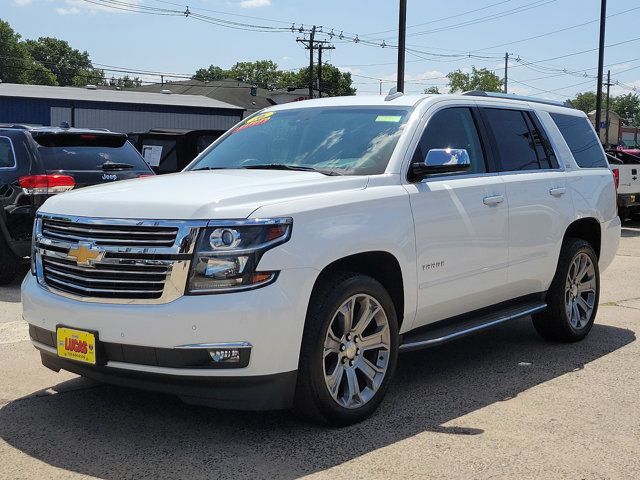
left=188, top=106, right=412, bottom=175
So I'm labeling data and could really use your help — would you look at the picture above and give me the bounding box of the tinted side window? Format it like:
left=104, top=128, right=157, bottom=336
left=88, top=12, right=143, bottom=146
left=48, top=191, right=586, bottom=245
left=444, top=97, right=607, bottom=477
left=524, top=112, right=558, bottom=169
left=550, top=113, right=608, bottom=168
left=413, top=108, right=486, bottom=174
left=483, top=108, right=540, bottom=171
left=0, top=137, right=16, bottom=168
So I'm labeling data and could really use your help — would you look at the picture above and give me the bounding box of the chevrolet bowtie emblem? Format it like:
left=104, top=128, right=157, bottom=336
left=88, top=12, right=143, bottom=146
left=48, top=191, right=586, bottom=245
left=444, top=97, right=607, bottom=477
left=67, top=243, right=104, bottom=266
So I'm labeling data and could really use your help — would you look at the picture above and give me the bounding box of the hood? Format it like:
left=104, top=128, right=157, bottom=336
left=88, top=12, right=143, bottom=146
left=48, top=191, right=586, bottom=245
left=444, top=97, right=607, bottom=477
left=39, top=169, right=368, bottom=219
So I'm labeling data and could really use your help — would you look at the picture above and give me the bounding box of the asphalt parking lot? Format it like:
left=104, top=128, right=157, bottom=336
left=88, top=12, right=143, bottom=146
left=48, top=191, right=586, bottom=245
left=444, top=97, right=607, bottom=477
left=0, top=221, right=639, bottom=480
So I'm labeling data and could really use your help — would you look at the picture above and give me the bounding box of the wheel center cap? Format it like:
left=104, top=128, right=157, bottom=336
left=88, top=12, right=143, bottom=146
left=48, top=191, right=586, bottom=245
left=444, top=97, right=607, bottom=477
left=570, top=284, right=578, bottom=298
left=344, top=341, right=357, bottom=360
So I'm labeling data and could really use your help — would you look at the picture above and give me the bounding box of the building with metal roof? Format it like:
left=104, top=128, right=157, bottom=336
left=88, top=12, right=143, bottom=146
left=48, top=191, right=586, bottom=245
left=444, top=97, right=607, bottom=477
left=135, top=79, right=315, bottom=116
left=0, top=83, right=244, bottom=133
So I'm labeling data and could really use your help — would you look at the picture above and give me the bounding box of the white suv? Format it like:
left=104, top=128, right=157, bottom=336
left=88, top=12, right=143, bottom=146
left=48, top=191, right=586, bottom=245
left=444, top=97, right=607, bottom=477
left=22, top=92, right=620, bottom=425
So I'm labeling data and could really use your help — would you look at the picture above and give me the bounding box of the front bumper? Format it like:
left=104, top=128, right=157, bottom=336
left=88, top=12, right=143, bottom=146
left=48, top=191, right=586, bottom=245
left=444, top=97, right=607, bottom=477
left=38, top=350, right=297, bottom=410
left=22, top=267, right=318, bottom=407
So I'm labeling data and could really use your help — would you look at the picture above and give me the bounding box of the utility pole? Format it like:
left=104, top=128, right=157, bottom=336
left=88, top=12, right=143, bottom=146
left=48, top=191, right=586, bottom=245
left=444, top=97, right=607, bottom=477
left=318, top=44, right=323, bottom=98
left=317, top=43, right=334, bottom=98
left=504, top=52, right=509, bottom=94
left=308, top=25, right=315, bottom=99
left=605, top=69, right=612, bottom=147
left=397, top=0, right=407, bottom=93
left=297, top=26, right=333, bottom=99
left=380, top=80, right=383, bottom=95
left=160, top=75, right=164, bottom=86
left=595, top=0, right=607, bottom=137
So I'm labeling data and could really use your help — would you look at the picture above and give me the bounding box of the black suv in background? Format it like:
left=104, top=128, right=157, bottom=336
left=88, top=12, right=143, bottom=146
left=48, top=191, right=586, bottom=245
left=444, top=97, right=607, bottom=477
left=0, top=126, right=154, bottom=284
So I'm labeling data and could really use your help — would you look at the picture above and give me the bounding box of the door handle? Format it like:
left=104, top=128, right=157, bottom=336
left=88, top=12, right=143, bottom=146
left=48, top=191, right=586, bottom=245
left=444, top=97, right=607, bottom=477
left=549, top=187, right=567, bottom=197
left=483, top=195, right=504, bottom=206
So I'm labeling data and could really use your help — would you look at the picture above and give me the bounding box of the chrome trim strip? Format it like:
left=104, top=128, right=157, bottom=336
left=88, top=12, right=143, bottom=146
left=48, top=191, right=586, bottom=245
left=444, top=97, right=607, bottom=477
left=206, top=217, right=293, bottom=227
left=0, top=135, right=18, bottom=170
left=175, top=342, right=253, bottom=350
left=399, top=304, right=547, bottom=352
left=44, top=266, right=165, bottom=285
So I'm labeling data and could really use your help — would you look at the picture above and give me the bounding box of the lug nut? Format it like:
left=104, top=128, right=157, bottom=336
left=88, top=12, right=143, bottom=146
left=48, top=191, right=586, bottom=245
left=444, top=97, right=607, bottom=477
left=356, top=348, right=360, bottom=355
left=346, top=334, right=352, bottom=341
left=340, top=344, right=346, bottom=351
left=349, top=360, right=354, bottom=367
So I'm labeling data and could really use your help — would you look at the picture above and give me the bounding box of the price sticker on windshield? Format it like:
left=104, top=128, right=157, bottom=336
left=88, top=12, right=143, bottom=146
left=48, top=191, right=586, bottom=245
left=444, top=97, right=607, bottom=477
left=234, top=112, right=275, bottom=133
left=375, top=115, right=403, bottom=123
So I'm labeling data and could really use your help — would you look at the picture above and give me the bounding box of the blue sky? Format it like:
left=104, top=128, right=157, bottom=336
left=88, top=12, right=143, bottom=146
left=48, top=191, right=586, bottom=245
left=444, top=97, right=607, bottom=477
left=4, top=0, right=640, bottom=99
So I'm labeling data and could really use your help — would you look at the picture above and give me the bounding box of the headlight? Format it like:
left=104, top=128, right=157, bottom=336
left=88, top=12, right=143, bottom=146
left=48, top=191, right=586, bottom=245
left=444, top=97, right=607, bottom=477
left=186, top=218, right=292, bottom=294
left=30, top=216, right=41, bottom=276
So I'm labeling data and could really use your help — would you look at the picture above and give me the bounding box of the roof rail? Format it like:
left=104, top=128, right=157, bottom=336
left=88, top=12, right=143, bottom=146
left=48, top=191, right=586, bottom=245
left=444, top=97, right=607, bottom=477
left=462, top=90, right=568, bottom=108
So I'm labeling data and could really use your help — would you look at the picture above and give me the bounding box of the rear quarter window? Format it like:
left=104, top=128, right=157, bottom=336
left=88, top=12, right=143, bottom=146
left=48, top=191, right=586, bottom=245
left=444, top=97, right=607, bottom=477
left=550, top=113, right=608, bottom=168
left=0, top=136, right=16, bottom=168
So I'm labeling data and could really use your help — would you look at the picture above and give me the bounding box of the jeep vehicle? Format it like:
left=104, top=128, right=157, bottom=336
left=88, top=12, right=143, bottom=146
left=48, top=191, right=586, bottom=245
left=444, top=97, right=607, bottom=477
left=22, top=93, right=620, bottom=425
left=0, top=126, right=154, bottom=284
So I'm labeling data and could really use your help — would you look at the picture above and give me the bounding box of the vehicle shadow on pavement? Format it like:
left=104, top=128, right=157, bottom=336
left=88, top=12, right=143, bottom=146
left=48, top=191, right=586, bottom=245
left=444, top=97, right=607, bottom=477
left=0, top=319, right=634, bottom=479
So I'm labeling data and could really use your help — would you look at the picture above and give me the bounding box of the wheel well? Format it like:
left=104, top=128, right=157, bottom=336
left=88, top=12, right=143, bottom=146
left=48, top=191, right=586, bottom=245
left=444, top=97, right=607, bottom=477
left=313, top=251, right=405, bottom=329
left=565, top=218, right=601, bottom=258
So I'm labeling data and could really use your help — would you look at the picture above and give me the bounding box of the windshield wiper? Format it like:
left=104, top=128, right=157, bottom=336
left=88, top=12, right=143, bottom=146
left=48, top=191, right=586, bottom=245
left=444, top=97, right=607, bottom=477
left=191, top=166, right=228, bottom=171
left=241, top=164, right=342, bottom=176
left=102, top=161, right=134, bottom=171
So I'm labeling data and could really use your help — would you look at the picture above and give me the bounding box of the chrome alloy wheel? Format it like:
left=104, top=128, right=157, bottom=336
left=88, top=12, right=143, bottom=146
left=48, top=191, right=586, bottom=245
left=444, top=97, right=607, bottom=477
left=322, top=294, right=391, bottom=409
left=565, top=252, right=597, bottom=330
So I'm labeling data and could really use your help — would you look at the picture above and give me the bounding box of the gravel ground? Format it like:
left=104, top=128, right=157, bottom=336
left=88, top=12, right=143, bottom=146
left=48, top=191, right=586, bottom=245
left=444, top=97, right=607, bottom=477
left=0, top=221, right=638, bottom=480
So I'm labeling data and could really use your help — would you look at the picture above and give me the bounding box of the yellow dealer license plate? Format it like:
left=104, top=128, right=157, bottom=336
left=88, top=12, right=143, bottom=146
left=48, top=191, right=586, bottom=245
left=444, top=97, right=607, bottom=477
left=57, top=327, right=97, bottom=365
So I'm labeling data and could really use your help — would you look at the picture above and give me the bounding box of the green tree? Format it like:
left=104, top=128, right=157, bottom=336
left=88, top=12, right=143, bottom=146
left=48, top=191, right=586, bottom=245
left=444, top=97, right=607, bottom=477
left=109, top=75, right=142, bottom=88
left=424, top=86, right=441, bottom=94
left=447, top=67, right=503, bottom=93
left=0, top=20, right=58, bottom=85
left=0, top=20, right=32, bottom=84
left=294, top=64, right=355, bottom=96
left=193, top=65, right=227, bottom=82
left=567, top=91, right=597, bottom=114
left=611, top=93, right=640, bottom=126
left=24, top=37, right=104, bottom=86
left=228, top=60, right=282, bottom=90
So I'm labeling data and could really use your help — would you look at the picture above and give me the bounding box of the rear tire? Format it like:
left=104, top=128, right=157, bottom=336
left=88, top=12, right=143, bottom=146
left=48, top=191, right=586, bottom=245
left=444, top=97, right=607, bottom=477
left=532, top=238, right=599, bottom=342
left=294, top=272, right=399, bottom=426
left=0, top=235, right=20, bottom=285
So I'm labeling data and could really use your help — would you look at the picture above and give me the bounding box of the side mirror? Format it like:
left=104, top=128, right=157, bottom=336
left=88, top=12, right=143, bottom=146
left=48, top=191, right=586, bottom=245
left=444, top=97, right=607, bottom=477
left=410, top=148, right=471, bottom=180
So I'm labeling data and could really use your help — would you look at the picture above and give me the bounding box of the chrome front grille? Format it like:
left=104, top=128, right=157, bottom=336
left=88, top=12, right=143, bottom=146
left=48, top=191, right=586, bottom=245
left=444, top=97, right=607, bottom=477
left=42, top=256, right=169, bottom=300
left=42, top=218, right=179, bottom=247
left=34, top=214, right=206, bottom=304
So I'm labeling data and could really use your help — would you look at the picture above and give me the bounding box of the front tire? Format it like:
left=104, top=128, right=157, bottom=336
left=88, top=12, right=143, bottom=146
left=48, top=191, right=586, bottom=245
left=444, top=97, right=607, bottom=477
left=532, top=238, right=599, bottom=342
left=294, top=273, right=399, bottom=426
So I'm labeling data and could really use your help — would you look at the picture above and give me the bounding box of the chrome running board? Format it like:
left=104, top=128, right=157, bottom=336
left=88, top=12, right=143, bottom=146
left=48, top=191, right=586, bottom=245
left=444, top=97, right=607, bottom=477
left=400, top=301, right=547, bottom=352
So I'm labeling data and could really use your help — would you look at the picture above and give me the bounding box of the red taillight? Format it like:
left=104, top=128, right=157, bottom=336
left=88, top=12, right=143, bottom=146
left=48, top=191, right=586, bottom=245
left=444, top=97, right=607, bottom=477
left=137, top=174, right=154, bottom=178
left=612, top=168, right=619, bottom=192
left=19, top=174, right=75, bottom=195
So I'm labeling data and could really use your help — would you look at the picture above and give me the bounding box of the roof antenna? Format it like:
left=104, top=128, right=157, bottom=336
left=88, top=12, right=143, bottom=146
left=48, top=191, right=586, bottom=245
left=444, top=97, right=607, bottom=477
left=385, top=87, right=403, bottom=101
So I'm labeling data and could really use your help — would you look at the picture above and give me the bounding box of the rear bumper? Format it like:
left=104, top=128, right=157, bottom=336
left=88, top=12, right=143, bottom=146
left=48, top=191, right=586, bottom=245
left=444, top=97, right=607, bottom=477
left=618, top=193, right=640, bottom=208
left=37, top=348, right=297, bottom=411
